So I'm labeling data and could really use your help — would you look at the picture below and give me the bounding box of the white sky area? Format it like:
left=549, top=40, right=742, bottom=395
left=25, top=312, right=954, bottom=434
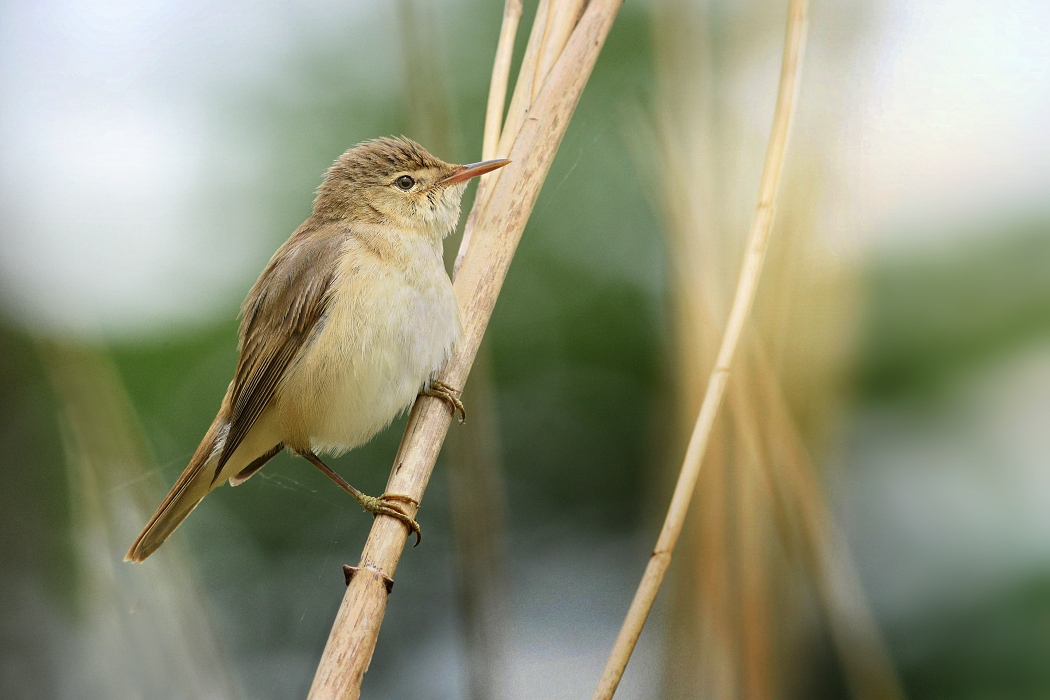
left=0, top=0, right=1048, bottom=338
left=849, top=0, right=1050, bottom=242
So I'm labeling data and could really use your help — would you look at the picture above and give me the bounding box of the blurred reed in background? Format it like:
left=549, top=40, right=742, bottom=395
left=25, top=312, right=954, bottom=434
left=39, top=342, right=239, bottom=699
left=645, top=0, right=900, bottom=697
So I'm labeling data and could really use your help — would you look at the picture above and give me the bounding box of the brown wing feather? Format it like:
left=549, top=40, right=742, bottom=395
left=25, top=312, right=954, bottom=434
left=212, top=221, right=346, bottom=481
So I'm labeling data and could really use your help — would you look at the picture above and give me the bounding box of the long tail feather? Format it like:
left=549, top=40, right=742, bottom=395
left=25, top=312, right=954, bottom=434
left=125, top=417, right=225, bottom=563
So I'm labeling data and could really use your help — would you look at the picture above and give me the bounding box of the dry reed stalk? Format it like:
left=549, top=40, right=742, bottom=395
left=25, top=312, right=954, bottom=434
left=482, top=0, right=522, bottom=160
left=706, top=310, right=901, bottom=699
left=459, top=0, right=585, bottom=269
left=665, top=260, right=902, bottom=699
left=492, top=0, right=547, bottom=160
left=662, top=431, right=727, bottom=699
left=645, top=0, right=897, bottom=694
left=307, top=2, right=624, bottom=697
left=591, top=2, right=808, bottom=697
left=532, top=0, right=587, bottom=100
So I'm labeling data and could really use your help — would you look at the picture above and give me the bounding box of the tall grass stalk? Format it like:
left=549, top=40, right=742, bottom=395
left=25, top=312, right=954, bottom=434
left=630, top=0, right=901, bottom=694
left=591, top=2, right=809, bottom=697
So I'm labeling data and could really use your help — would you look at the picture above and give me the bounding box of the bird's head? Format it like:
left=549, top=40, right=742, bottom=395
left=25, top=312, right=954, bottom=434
left=314, top=137, right=509, bottom=238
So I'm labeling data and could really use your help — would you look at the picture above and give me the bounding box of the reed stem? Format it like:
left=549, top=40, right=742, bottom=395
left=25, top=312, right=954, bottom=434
left=591, top=2, right=808, bottom=697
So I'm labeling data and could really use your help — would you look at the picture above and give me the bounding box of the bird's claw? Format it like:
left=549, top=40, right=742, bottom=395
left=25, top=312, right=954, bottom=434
left=357, top=492, right=422, bottom=546
left=423, top=380, right=466, bottom=423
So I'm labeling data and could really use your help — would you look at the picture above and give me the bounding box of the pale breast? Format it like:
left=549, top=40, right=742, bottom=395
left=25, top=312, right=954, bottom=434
left=274, top=234, right=461, bottom=454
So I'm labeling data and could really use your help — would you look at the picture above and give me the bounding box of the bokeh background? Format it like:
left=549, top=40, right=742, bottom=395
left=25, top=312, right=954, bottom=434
left=2, top=0, right=1048, bottom=698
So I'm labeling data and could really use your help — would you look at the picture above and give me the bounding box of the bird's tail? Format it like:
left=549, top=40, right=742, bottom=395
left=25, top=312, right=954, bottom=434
left=125, top=417, right=226, bottom=563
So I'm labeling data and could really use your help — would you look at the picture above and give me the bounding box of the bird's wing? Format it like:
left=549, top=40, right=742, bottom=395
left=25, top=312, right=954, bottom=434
left=213, top=222, right=346, bottom=481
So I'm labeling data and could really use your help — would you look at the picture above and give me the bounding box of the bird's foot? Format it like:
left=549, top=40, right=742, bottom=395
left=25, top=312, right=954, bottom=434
left=354, top=492, right=422, bottom=546
left=302, top=451, right=421, bottom=545
left=423, top=380, right=466, bottom=423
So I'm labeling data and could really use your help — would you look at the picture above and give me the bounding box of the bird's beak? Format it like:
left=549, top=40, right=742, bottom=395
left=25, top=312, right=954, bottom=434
left=439, top=158, right=511, bottom=186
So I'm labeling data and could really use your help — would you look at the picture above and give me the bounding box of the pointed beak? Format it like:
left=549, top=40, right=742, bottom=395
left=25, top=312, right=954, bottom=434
left=438, top=158, right=511, bottom=186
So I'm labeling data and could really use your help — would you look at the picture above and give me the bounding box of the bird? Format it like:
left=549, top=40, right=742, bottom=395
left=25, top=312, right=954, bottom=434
left=125, top=137, right=509, bottom=563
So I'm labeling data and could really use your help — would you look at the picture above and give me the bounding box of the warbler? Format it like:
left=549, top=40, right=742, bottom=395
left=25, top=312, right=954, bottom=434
left=126, top=137, right=509, bottom=562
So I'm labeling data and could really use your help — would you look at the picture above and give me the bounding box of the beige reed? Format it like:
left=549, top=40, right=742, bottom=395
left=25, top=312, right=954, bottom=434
left=591, top=1, right=809, bottom=697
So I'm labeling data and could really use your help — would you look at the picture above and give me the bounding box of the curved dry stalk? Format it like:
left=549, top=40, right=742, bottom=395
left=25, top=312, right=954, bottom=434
left=591, top=2, right=809, bottom=697
left=307, top=2, right=624, bottom=698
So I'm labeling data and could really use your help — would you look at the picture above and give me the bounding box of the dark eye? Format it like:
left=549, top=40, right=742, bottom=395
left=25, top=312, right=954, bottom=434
left=394, top=175, right=415, bottom=191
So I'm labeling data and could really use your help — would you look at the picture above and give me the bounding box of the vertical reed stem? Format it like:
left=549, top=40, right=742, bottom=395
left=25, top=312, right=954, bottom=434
left=591, top=2, right=808, bottom=697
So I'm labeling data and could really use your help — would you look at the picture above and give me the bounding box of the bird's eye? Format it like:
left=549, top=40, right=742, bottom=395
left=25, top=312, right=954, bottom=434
left=394, top=175, right=415, bottom=191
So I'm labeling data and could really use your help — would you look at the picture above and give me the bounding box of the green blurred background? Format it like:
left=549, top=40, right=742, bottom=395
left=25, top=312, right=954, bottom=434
left=1, top=0, right=1048, bottom=698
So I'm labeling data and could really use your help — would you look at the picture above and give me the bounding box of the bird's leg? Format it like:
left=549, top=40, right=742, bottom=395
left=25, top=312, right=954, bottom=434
left=422, top=380, right=466, bottom=423
left=301, top=451, right=421, bottom=546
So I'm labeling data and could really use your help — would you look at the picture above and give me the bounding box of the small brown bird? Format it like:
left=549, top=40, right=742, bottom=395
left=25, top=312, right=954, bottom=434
left=126, top=137, right=509, bottom=562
